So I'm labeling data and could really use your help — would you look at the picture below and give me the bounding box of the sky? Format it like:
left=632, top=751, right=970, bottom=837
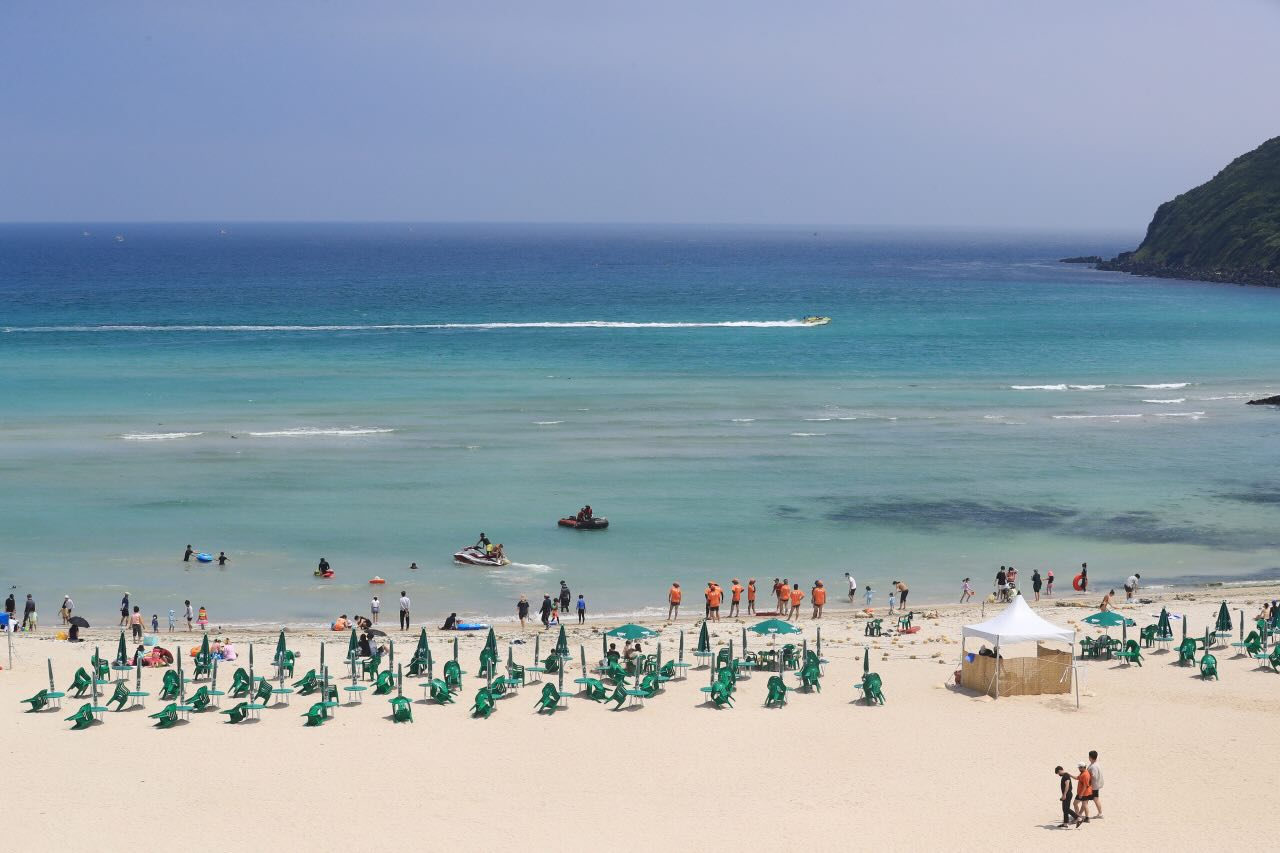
left=2, top=1, right=1278, bottom=229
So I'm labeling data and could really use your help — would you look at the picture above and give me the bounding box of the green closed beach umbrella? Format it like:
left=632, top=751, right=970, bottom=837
left=749, top=618, right=802, bottom=636
left=696, top=621, right=711, bottom=653
left=1215, top=602, right=1232, bottom=635
left=484, top=627, right=497, bottom=655
left=275, top=630, right=287, bottom=661
left=605, top=624, right=658, bottom=641
left=1157, top=607, right=1172, bottom=639
left=414, top=628, right=428, bottom=659
left=199, top=632, right=210, bottom=658
left=555, top=624, right=569, bottom=658
left=115, top=632, right=128, bottom=666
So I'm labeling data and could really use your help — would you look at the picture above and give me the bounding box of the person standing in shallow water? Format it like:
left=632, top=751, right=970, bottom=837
left=576, top=594, right=586, bottom=624
left=183, top=544, right=193, bottom=562
left=667, top=582, right=681, bottom=620
left=1031, top=570, right=1043, bottom=602
left=398, top=591, right=410, bottom=630
left=517, top=595, right=530, bottom=629
left=539, top=594, right=553, bottom=628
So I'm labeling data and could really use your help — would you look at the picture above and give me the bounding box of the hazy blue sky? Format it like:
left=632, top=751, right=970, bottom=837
left=3, top=1, right=1277, bottom=228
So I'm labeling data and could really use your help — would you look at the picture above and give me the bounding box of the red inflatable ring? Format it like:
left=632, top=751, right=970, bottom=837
left=1072, top=574, right=1085, bottom=591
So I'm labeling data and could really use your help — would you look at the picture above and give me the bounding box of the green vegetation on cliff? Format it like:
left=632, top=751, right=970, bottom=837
left=1096, top=136, right=1280, bottom=286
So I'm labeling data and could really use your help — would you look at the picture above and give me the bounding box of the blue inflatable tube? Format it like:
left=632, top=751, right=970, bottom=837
left=455, top=623, right=489, bottom=631
left=196, top=553, right=213, bottom=562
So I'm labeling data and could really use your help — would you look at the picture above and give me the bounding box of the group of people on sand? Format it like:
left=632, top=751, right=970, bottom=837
left=1055, top=750, right=1106, bottom=828
left=663, top=578, right=834, bottom=622
left=516, top=581, right=585, bottom=629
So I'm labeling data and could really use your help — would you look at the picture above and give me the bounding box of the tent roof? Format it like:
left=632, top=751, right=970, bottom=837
left=962, top=596, right=1075, bottom=645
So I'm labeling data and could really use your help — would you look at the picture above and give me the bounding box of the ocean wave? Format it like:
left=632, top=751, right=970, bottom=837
left=533, top=421, right=563, bottom=426
left=730, top=418, right=756, bottom=423
left=790, top=432, right=828, bottom=437
left=1126, top=383, right=1190, bottom=389
left=1069, top=384, right=1107, bottom=390
left=3, top=319, right=818, bottom=333
left=1142, top=398, right=1186, bottom=404
left=1052, top=414, right=1143, bottom=420
left=803, top=417, right=833, bottom=422
left=120, top=431, right=204, bottom=441
left=246, top=427, right=395, bottom=437
left=1198, top=394, right=1250, bottom=400
left=1010, top=384, right=1068, bottom=391
left=1153, top=411, right=1206, bottom=418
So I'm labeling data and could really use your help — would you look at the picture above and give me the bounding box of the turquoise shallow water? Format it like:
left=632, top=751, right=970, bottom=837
left=2, top=224, right=1279, bottom=626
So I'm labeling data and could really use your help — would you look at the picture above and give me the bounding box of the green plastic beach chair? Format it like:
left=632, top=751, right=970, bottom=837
left=68, top=668, right=92, bottom=698
left=1270, top=646, right=1280, bottom=673
left=187, top=686, right=212, bottom=712
left=799, top=662, right=822, bottom=692
left=407, top=653, right=428, bottom=678
left=1139, top=625, right=1157, bottom=648
left=220, top=702, right=249, bottom=724
left=1114, top=639, right=1143, bottom=667
left=443, top=660, right=463, bottom=692
left=781, top=645, right=799, bottom=670
left=107, top=681, right=130, bottom=711
left=864, top=619, right=882, bottom=637
left=362, top=653, right=382, bottom=680
left=389, top=695, right=413, bottom=723
left=429, top=678, right=454, bottom=704
left=253, top=678, right=272, bottom=706
left=373, top=670, right=395, bottom=696
left=656, top=660, right=677, bottom=683
left=1199, top=653, right=1219, bottom=681
left=1244, top=639, right=1264, bottom=660
left=293, top=669, right=319, bottom=695
left=534, top=682, right=561, bottom=714
left=1176, top=638, right=1197, bottom=665
left=229, top=667, right=252, bottom=698
left=471, top=687, right=496, bottom=719
left=710, top=678, right=734, bottom=709
left=764, top=675, right=789, bottom=708
left=22, top=689, right=50, bottom=712
left=66, top=703, right=96, bottom=730
left=301, top=702, right=327, bottom=726
left=579, top=677, right=607, bottom=702
left=861, top=672, right=886, bottom=705
left=91, top=654, right=110, bottom=681
left=149, top=703, right=179, bottom=729
left=276, top=650, right=296, bottom=678
left=608, top=683, right=628, bottom=709
left=487, top=676, right=510, bottom=698
left=192, top=652, right=212, bottom=680
left=507, top=660, right=526, bottom=686
left=160, top=669, right=181, bottom=700
left=478, top=647, right=497, bottom=679
left=542, top=653, right=560, bottom=675
left=897, top=611, right=914, bottom=630
left=602, top=659, right=628, bottom=685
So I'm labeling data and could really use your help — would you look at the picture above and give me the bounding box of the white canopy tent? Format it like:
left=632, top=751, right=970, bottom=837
left=961, top=595, right=1076, bottom=701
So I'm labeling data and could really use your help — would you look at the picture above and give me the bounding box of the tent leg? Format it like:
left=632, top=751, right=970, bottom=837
left=994, top=640, right=1000, bottom=700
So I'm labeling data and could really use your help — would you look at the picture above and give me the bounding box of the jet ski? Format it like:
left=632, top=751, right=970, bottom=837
left=558, top=516, right=609, bottom=530
left=801, top=315, right=831, bottom=326
left=453, top=546, right=510, bottom=567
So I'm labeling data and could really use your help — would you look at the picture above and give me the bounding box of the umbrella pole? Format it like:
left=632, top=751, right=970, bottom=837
left=678, top=630, right=685, bottom=663
left=453, top=636, right=458, bottom=662
left=48, top=658, right=55, bottom=692
left=397, top=663, right=403, bottom=698
left=389, top=640, right=394, bottom=671
left=816, top=626, right=821, bottom=660
left=580, top=645, right=587, bottom=684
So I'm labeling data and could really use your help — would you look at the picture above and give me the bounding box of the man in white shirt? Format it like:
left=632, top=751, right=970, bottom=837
left=1124, top=573, right=1140, bottom=602
left=399, top=591, right=411, bottom=630
left=1087, top=750, right=1104, bottom=817
left=845, top=573, right=857, bottom=603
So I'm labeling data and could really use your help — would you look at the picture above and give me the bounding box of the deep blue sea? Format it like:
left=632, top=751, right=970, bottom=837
left=3, top=223, right=1279, bottom=626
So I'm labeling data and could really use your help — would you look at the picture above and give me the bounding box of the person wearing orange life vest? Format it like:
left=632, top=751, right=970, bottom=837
left=746, top=579, right=757, bottom=615
left=811, top=581, right=826, bottom=619
left=708, top=583, right=723, bottom=622
left=729, top=579, right=743, bottom=618
left=667, top=583, right=682, bottom=620
left=788, top=584, right=804, bottom=620
left=704, top=582, right=714, bottom=619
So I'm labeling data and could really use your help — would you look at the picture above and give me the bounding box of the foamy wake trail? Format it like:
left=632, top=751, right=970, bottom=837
left=1143, top=398, right=1185, bottom=404
left=247, top=427, right=395, bottom=437
left=4, top=320, right=815, bottom=333
left=507, top=562, right=554, bottom=573
left=1010, top=384, right=1107, bottom=391
left=1127, top=383, right=1190, bottom=390
left=120, top=431, right=204, bottom=441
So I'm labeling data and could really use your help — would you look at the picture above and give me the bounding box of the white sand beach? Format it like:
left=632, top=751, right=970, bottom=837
left=3, top=585, right=1278, bottom=851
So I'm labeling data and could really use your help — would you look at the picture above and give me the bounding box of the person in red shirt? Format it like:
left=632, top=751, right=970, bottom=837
left=729, top=579, right=743, bottom=618
left=1073, top=762, right=1093, bottom=826
left=811, top=581, right=826, bottom=619
left=667, top=583, right=681, bottom=620
left=708, top=583, right=723, bottom=622
left=746, top=579, right=757, bottom=615
left=788, top=584, right=804, bottom=620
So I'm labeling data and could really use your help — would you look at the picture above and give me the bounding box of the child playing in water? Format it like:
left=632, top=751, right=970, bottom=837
left=864, top=584, right=874, bottom=608
left=197, top=606, right=208, bottom=628
left=960, top=578, right=974, bottom=603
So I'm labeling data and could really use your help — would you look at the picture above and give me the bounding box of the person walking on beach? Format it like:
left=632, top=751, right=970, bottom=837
left=184, top=600, right=194, bottom=631
left=539, top=594, right=553, bottom=629
left=788, top=584, right=804, bottom=620
left=1073, top=761, right=1093, bottom=825
left=183, top=544, right=193, bottom=562
left=811, top=580, right=825, bottom=618
left=23, top=594, right=37, bottom=631
left=777, top=578, right=791, bottom=615
left=895, top=580, right=909, bottom=609
left=576, top=594, right=586, bottom=624
left=1031, top=570, right=1043, bottom=601
left=729, top=579, right=743, bottom=618
left=1079, top=562, right=1089, bottom=593
left=960, top=578, right=973, bottom=603
left=398, top=591, right=410, bottom=630
left=4, top=592, right=15, bottom=621
left=1046, top=570, right=1055, bottom=597
left=61, top=595, right=74, bottom=625
left=1124, top=573, right=1140, bottom=602
left=130, top=605, right=144, bottom=641
left=370, top=595, right=381, bottom=625
left=1087, top=750, right=1104, bottom=818
left=120, top=592, right=130, bottom=627
left=1055, top=766, right=1078, bottom=828
left=668, top=582, right=681, bottom=620
left=559, top=581, right=571, bottom=615
left=846, top=572, right=857, bottom=603
left=517, top=595, right=530, bottom=629
left=746, top=579, right=756, bottom=615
